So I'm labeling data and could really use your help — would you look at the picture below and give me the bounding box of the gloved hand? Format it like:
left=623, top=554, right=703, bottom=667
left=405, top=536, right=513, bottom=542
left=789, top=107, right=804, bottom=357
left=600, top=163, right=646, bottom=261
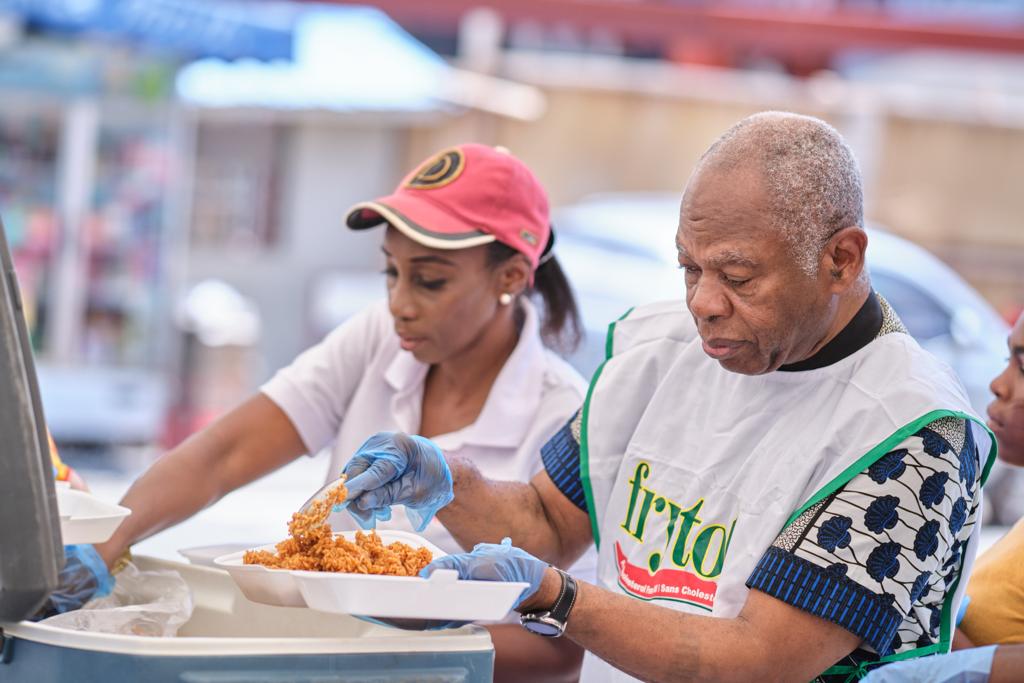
left=341, top=432, right=453, bottom=532
left=33, top=545, right=115, bottom=619
left=861, top=644, right=996, bottom=683
left=420, top=537, right=547, bottom=610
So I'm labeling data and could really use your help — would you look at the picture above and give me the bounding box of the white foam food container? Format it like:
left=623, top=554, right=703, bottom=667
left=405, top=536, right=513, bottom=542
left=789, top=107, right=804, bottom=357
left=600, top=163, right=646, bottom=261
left=178, top=542, right=256, bottom=568
left=55, top=487, right=131, bottom=545
left=215, top=530, right=529, bottom=621
left=214, top=542, right=309, bottom=608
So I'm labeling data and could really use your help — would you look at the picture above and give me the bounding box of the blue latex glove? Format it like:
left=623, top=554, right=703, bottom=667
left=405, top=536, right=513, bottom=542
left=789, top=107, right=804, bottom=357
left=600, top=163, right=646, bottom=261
left=861, top=645, right=996, bottom=682
left=34, top=545, right=115, bottom=619
left=355, top=539, right=547, bottom=632
left=956, top=595, right=972, bottom=627
left=341, top=432, right=453, bottom=532
left=420, top=537, right=547, bottom=610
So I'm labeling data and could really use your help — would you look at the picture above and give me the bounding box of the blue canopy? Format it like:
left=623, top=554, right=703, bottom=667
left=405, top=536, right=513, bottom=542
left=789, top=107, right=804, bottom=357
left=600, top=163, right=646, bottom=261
left=0, top=0, right=296, bottom=60
left=176, top=6, right=454, bottom=113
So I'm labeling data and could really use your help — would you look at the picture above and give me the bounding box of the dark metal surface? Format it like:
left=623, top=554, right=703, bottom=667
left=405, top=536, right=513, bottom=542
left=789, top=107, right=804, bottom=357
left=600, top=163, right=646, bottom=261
left=0, top=219, right=62, bottom=621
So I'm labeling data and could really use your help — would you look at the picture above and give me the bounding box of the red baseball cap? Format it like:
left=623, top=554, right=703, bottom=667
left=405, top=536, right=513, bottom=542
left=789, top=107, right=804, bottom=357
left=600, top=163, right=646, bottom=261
left=345, top=144, right=551, bottom=271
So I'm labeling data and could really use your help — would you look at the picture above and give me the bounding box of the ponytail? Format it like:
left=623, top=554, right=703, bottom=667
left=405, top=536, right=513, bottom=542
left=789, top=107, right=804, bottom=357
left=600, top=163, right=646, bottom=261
left=486, top=241, right=583, bottom=354
left=530, top=254, right=583, bottom=353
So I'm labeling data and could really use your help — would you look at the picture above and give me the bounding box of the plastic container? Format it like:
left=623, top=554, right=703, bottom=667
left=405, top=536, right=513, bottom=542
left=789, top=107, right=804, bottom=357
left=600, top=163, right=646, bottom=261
left=0, top=556, right=494, bottom=682
left=215, top=530, right=529, bottom=621
left=55, top=488, right=131, bottom=545
left=178, top=543, right=254, bottom=568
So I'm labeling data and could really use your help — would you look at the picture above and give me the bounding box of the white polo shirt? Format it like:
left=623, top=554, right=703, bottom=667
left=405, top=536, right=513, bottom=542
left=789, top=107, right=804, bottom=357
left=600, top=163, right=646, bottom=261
left=260, top=298, right=588, bottom=557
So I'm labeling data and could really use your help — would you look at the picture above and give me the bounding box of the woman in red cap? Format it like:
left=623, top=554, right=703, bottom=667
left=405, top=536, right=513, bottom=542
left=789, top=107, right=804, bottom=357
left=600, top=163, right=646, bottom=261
left=59, top=144, right=589, bottom=681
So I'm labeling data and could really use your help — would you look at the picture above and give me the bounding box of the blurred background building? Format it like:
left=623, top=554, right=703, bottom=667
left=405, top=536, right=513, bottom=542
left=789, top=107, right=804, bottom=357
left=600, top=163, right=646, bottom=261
left=2, top=0, right=1022, bottom=553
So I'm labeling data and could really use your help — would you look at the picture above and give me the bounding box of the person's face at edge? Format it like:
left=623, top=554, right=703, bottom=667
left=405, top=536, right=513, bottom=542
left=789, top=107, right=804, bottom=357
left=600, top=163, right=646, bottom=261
left=989, top=313, right=1024, bottom=465
left=381, top=226, right=528, bottom=365
left=676, top=164, right=863, bottom=375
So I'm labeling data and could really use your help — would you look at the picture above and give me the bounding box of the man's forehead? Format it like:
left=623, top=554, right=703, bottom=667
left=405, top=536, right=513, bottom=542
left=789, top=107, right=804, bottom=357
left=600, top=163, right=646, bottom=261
left=679, top=181, right=774, bottom=240
left=682, top=160, right=764, bottom=206
left=677, top=164, right=779, bottom=267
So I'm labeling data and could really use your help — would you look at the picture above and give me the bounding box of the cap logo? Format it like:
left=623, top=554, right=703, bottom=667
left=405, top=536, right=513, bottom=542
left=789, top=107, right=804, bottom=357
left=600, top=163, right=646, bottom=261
left=406, top=149, right=465, bottom=190
left=520, top=229, right=538, bottom=246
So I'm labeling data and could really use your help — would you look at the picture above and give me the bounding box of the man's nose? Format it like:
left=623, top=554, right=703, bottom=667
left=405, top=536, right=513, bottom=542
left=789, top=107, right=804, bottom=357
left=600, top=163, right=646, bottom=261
left=687, top=277, right=730, bottom=322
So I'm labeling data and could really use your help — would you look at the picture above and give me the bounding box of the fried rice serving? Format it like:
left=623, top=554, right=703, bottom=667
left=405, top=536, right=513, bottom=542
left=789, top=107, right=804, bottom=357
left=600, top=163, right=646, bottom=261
left=242, top=478, right=433, bottom=576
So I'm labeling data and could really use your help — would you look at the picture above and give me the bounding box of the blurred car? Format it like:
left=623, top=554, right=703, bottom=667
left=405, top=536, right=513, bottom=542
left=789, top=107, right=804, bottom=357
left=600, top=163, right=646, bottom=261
left=36, top=364, right=167, bottom=447
left=552, top=193, right=1009, bottom=416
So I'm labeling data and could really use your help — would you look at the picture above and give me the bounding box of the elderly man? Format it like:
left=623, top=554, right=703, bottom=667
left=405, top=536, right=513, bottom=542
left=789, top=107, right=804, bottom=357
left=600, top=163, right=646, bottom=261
left=339, top=112, right=995, bottom=682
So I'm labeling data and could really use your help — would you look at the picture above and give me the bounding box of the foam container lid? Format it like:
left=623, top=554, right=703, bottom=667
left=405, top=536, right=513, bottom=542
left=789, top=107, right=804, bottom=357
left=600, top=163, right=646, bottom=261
left=56, top=488, right=131, bottom=546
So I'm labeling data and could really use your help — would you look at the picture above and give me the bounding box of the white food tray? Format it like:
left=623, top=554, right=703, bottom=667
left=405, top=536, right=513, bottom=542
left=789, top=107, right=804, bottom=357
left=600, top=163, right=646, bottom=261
left=178, top=543, right=255, bottom=568
left=56, top=488, right=131, bottom=545
left=215, top=530, right=528, bottom=622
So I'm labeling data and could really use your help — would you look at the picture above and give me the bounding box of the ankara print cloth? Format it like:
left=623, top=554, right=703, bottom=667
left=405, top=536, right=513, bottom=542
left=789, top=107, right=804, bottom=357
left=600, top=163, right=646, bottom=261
left=747, top=415, right=980, bottom=680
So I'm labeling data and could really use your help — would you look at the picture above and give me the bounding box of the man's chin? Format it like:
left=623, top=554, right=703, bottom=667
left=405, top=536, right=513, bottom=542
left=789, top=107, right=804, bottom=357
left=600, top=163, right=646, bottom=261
left=715, top=354, right=771, bottom=376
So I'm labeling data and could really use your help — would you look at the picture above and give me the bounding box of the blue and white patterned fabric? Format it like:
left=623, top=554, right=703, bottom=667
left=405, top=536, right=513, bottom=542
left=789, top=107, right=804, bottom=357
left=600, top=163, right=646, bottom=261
left=748, top=416, right=981, bottom=678
left=541, top=410, right=587, bottom=512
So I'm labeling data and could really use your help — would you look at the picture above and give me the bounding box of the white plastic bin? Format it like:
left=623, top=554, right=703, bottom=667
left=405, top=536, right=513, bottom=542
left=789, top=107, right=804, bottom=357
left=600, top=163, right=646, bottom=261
left=0, top=556, right=494, bottom=682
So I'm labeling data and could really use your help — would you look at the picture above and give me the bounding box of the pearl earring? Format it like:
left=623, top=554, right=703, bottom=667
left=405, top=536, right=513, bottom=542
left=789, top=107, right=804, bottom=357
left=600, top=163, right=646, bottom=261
left=499, top=293, right=513, bottom=306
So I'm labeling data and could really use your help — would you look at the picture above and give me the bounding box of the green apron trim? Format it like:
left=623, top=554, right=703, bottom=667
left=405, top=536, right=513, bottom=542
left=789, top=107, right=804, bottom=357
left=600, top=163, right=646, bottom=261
left=797, top=412, right=994, bottom=680
left=580, top=363, right=608, bottom=547
left=821, top=642, right=947, bottom=680
left=580, top=307, right=634, bottom=550
left=781, top=409, right=997, bottom=530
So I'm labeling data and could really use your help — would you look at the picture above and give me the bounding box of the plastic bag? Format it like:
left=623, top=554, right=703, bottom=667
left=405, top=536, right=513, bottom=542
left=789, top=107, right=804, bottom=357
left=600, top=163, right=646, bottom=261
left=40, top=562, right=193, bottom=637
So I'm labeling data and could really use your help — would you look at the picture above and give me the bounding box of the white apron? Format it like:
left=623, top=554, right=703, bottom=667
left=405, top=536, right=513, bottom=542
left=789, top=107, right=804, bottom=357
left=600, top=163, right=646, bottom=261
left=577, top=301, right=996, bottom=682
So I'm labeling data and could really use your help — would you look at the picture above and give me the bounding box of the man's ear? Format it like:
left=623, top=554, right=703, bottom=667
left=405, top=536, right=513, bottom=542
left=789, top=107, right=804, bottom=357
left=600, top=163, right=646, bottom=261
left=823, top=227, right=868, bottom=293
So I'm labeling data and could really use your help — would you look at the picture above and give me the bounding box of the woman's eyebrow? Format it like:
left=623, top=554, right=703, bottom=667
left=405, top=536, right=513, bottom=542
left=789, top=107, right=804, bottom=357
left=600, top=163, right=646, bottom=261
left=410, top=255, right=456, bottom=266
left=380, top=247, right=454, bottom=267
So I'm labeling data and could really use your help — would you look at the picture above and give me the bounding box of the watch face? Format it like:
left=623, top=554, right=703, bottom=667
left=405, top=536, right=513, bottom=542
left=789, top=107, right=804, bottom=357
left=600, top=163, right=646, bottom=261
left=522, top=617, right=563, bottom=637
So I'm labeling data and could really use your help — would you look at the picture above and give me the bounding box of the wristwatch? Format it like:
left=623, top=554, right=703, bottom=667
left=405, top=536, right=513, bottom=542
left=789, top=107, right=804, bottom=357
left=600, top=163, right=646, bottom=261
left=519, top=567, right=577, bottom=638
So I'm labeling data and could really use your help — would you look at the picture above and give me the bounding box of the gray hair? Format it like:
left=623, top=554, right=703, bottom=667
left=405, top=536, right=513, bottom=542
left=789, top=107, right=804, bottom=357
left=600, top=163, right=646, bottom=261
left=696, top=111, right=864, bottom=276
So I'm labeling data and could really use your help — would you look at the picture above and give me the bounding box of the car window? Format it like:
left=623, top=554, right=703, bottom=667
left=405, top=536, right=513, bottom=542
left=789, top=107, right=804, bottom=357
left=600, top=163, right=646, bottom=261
left=554, top=228, right=667, bottom=263
left=871, top=272, right=951, bottom=341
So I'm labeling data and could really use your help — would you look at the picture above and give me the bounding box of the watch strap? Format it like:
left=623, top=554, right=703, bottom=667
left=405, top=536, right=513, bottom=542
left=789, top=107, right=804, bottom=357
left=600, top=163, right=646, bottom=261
left=547, top=567, right=578, bottom=625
